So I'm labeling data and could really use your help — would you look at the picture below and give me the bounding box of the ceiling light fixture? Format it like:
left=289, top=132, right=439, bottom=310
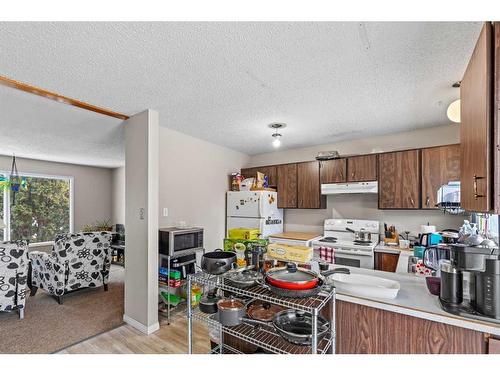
left=269, top=123, right=286, bottom=148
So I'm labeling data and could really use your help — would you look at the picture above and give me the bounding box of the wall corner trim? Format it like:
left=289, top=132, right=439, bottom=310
left=123, top=314, right=160, bottom=335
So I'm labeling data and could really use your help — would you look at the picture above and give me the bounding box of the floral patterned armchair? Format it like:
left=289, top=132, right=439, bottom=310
left=29, top=232, right=112, bottom=304
left=0, top=241, right=29, bottom=319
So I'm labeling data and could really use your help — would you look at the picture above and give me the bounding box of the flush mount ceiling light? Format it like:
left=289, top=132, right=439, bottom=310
left=447, top=81, right=461, bottom=123
left=269, top=123, right=286, bottom=148
left=447, top=99, right=461, bottom=123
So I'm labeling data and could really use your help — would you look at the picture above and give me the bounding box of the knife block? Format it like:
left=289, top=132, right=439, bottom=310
left=384, top=231, right=399, bottom=245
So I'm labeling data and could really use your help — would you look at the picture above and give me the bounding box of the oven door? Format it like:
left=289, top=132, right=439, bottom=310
left=171, top=230, right=204, bottom=256
left=334, top=250, right=374, bottom=269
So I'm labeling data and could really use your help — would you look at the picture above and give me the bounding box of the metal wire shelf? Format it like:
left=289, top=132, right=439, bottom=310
left=192, top=308, right=333, bottom=355
left=209, top=343, right=243, bottom=354
left=189, top=271, right=335, bottom=313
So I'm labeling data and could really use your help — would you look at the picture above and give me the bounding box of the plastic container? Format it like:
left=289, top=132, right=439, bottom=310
left=413, top=245, right=426, bottom=259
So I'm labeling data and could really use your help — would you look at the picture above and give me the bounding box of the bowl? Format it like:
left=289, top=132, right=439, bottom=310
left=425, top=276, right=441, bottom=296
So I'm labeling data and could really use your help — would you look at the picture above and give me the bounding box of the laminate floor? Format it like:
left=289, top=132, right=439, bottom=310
left=58, top=312, right=211, bottom=354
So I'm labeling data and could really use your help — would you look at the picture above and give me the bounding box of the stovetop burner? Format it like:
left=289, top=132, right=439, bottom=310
left=319, top=236, right=337, bottom=243
left=353, top=239, right=373, bottom=245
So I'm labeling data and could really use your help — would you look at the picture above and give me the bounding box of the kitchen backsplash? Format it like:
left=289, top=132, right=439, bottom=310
left=283, top=194, right=465, bottom=237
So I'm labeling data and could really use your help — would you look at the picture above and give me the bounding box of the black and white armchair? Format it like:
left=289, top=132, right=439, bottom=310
left=0, top=240, right=29, bottom=319
left=29, top=232, right=112, bottom=304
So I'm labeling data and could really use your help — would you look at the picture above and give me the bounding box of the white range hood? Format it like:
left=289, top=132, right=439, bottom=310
left=321, top=181, right=378, bottom=195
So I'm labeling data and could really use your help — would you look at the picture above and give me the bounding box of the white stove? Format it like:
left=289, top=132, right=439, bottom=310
left=312, top=219, right=380, bottom=269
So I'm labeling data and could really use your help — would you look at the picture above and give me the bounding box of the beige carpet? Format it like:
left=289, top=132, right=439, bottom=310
left=0, top=265, right=124, bottom=354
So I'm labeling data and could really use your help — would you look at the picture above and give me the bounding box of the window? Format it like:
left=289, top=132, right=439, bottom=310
left=1, top=172, right=73, bottom=244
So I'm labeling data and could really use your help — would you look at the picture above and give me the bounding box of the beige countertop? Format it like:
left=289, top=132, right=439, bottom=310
left=268, top=231, right=322, bottom=241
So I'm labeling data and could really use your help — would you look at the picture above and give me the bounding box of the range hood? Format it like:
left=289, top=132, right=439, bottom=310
left=321, top=181, right=378, bottom=195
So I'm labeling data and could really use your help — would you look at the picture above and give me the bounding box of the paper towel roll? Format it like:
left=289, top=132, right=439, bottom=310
left=420, top=225, right=436, bottom=234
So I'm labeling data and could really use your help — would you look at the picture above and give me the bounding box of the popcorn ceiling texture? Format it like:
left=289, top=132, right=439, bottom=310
left=0, top=22, right=482, bottom=166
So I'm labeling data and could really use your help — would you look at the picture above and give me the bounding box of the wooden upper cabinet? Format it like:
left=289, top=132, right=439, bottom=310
left=378, top=150, right=421, bottom=209
left=320, top=159, right=346, bottom=183
left=421, top=144, right=461, bottom=209
left=460, top=22, right=494, bottom=213
left=276, top=163, right=298, bottom=208
left=347, top=155, right=377, bottom=182
left=240, top=165, right=277, bottom=186
left=297, top=161, right=326, bottom=209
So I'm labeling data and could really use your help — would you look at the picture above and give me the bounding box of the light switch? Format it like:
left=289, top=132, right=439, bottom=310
left=163, top=208, right=169, bottom=217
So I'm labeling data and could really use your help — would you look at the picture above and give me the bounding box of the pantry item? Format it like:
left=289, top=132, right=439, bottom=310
left=267, top=242, right=313, bottom=263
left=228, top=228, right=261, bottom=240
left=231, top=172, right=243, bottom=191
left=217, top=298, right=246, bottom=327
left=244, top=243, right=267, bottom=271
left=201, top=249, right=237, bottom=275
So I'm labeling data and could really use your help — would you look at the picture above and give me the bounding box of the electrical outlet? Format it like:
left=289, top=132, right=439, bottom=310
left=163, top=208, right=169, bottom=217
left=139, top=208, right=145, bottom=220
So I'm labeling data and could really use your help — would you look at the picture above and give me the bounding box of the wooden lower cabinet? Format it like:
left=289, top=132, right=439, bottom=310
left=335, top=301, right=487, bottom=354
left=374, top=252, right=399, bottom=273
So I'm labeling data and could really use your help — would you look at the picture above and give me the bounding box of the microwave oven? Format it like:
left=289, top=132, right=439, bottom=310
left=159, top=227, right=204, bottom=257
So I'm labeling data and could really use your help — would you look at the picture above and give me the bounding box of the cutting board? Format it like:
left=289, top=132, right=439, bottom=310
left=269, top=232, right=321, bottom=241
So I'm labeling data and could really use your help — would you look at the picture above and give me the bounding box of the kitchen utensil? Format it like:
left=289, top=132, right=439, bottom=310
left=425, top=276, right=441, bottom=296
left=345, top=227, right=372, bottom=243
left=440, top=229, right=460, bottom=244
left=216, top=298, right=246, bottom=326
left=246, top=300, right=286, bottom=322
left=201, top=249, right=237, bottom=275
left=199, top=290, right=221, bottom=314
left=439, top=261, right=463, bottom=305
left=225, top=266, right=264, bottom=288
left=399, top=239, right=410, bottom=249
left=266, top=263, right=320, bottom=290
left=241, top=309, right=330, bottom=346
left=328, top=273, right=400, bottom=299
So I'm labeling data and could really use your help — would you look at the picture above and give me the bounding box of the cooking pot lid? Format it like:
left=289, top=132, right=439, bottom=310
left=267, top=263, right=318, bottom=282
left=229, top=269, right=262, bottom=282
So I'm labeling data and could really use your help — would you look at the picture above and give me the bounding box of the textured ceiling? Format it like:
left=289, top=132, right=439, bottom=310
left=0, top=22, right=482, bottom=166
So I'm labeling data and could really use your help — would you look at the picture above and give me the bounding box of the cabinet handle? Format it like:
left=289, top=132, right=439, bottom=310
left=426, top=196, right=430, bottom=207
left=473, top=174, right=485, bottom=199
left=410, top=197, right=415, bottom=207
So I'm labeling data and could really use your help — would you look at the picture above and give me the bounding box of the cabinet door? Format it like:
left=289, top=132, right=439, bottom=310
left=461, top=22, right=493, bottom=212
left=378, top=150, right=421, bottom=209
left=374, top=252, right=400, bottom=273
left=297, top=161, right=325, bottom=209
left=347, top=154, right=378, bottom=182
left=276, top=163, right=297, bottom=208
left=320, top=159, right=346, bottom=183
left=494, top=22, right=500, bottom=214
left=421, top=144, right=461, bottom=209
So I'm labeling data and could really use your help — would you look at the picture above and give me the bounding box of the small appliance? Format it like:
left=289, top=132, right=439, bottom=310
left=226, top=191, right=283, bottom=238
left=312, top=219, right=379, bottom=269
left=439, top=244, right=500, bottom=323
left=159, top=227, right=204, bottom=258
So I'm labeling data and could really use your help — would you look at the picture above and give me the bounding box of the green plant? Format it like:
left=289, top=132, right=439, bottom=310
left=81, top=220, right=113, bottom=232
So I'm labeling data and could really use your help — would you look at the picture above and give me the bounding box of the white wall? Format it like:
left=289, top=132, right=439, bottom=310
left=112, top=166, right=125, bottom=224
left=158, top=127, right=250, bottom=251
left=124, top=110, right=159, bottom=334
left=0, top=154, right=113, bottom=232
left=246, top=124, right=465, bottom=237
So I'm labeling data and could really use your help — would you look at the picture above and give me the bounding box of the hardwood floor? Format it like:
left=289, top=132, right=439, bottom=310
left=58, top=313, right=211, bottom=354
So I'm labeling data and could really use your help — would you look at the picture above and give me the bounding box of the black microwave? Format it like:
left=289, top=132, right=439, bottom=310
left=159, top=227, right=204, bottom=257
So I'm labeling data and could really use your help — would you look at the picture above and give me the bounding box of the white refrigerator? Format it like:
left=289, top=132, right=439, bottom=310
left=226, top=191, right=283, bottom=238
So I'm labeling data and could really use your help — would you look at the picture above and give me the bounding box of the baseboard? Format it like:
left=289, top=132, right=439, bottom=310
left=123, top=314, right=160, bottom=335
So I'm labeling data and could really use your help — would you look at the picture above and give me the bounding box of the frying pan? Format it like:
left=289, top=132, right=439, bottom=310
left=241, top=309, right=330, bottom=346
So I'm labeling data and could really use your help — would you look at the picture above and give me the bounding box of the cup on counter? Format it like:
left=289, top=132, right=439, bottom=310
left=399, top=240, right=410, bottom=249
left=413, top=245, right=426, bottom=259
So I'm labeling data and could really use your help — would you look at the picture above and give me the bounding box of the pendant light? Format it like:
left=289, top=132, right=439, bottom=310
left=269, top=123, right=286, bottom=148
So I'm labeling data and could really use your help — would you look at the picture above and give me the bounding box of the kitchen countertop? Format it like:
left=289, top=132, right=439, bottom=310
left=268, top=232, right=322, bottom=241
left=375, top=242, right=414, bottom=255
left=330, top=266, right=500, bottom=336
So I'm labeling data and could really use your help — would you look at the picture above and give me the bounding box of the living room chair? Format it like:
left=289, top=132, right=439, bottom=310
left=29, top=232, right=112, bottom=304
left=0, top=240, right=29, bottom=319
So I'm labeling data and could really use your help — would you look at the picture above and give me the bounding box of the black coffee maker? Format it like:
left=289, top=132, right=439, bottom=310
left=439, top=244, right=500, bottom=322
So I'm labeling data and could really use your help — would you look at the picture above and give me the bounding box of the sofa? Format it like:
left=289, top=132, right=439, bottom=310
left=0, top=241, right=29, bottom=319
left=29, top=232, right=112, bottom=304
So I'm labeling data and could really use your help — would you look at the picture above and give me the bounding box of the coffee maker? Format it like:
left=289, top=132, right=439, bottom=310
left=439, top=244, right=500, bottom=323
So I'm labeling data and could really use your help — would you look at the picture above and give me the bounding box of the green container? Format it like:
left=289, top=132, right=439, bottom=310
left=223, top=238, right=268, bottom=252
